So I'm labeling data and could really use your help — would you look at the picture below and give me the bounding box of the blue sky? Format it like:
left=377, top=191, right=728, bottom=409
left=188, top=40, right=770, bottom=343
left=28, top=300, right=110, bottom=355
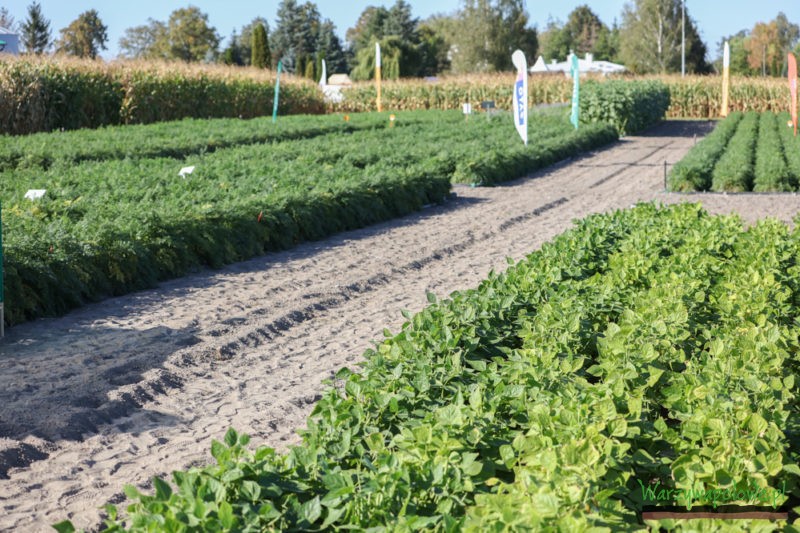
left=1, top=1, right=798, bottom=60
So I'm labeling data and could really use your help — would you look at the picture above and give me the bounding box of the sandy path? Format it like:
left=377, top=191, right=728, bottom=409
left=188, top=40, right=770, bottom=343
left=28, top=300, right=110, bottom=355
left=2, top=120, right=800, bottom=531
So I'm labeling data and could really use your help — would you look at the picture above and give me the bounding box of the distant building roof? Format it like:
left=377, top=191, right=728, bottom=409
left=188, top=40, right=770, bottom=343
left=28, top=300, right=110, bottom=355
left=531, top=53, right=626, bottom=76
left=0, top=27, right=19, bottom=54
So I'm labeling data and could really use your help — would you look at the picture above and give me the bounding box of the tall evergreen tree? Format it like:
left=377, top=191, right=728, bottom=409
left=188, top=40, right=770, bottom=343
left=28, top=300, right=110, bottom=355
left=237, top=17, right=269, bottom=66
left=539, top=7, right=618, bottom=62
left=347, top=0, right=450, bottom=78
left=251, top=22, right=270, bottom=68
left=384, top=0, right=417, bottom=43
left=316, top=19, right=346, bottom=73
left=271, top=0, right=319, bottom=73
left=0, top=7, right=16, bottom=31
left=222, top=30, right=244, bottom=65
left=21, top=2, right=51, bottom=54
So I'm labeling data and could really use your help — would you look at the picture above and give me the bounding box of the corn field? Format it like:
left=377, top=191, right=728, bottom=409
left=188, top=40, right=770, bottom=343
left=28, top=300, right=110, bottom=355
left=0, top=56, right=325, bottom=135
left=0, top=54, right=793, bottom=135
left=331, top=73, right=791, bottom=119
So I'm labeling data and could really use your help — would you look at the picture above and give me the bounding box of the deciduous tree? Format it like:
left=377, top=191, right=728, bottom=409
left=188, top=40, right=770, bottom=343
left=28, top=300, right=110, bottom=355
left=56, top=9, right=108, bottom=59
left=119, top=19, right=167, bottom=59
left=166, top=7, right=219, bottom=62
left=745, top=13, right=799, bottom=76
left=446, top=0, right=537, bottom=73
left=119, top=7, right=218, bottom=62
left=619, top=0, right=708, bottom=74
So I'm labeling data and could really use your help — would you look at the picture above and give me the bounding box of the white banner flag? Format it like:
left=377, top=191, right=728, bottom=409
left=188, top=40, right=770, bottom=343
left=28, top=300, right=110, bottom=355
left=511, top=50, right=528, bottom=145
left=319, top=59, right=327, bottom=87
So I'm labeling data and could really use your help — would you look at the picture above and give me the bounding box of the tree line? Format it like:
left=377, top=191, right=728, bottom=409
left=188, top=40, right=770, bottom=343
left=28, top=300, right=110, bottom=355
left=2, top=1, right=799, bottom=78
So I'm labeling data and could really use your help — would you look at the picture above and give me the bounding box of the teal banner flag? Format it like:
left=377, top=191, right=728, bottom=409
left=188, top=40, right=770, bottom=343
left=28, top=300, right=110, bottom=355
left=1, top=202, right=4, bottom=336
left=273, top=61, right=282, bottom=123
left=570, top=54, right=580, bottom=129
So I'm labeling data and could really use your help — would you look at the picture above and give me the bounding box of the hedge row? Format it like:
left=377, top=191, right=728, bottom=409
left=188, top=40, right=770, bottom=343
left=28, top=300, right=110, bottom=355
left=579, top=80, right=670, bottom=135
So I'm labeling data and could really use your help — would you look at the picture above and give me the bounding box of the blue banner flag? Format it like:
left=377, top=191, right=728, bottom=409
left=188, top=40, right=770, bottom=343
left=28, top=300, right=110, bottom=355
left=511, top=50, right=528, bottom=145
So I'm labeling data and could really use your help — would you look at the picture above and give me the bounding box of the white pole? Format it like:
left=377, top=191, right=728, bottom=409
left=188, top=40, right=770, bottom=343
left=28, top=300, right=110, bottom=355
left=681, top=0, right=686, bottom=77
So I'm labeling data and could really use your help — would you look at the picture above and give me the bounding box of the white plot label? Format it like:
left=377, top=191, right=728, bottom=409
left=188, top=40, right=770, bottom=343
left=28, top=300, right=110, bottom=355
left=179, top=166, right=195, bottom=177
left=24, top=189, right=46, bottom=200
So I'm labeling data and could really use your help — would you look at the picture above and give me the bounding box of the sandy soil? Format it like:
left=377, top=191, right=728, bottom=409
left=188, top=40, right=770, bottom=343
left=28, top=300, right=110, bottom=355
left=2, top=120, right=800, bottom=532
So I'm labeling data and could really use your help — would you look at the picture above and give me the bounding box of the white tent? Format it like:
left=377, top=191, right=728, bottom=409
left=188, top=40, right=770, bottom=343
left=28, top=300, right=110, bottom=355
left=0, top=26, right=19, bottom=54
left=530, top=53, right=626, bottom=77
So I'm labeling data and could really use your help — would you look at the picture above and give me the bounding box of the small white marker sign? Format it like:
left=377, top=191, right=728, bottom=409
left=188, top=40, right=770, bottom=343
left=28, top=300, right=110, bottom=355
left=462, top=103, right=472, bottom=115
left=179, top=165, right=195, bottom=177
left=24, top=189, right=46, bottom=200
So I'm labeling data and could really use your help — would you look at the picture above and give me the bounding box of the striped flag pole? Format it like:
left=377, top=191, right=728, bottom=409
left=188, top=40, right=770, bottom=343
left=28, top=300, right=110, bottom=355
left=721, top=41, right=730, bottom=117
left=789, top=53, right=797, bottom=137
left=376, top=42, right=382, bottom=112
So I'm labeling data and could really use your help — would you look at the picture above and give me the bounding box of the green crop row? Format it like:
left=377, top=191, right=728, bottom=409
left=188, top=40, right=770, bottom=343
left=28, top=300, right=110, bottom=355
left=779, top=113, right=800, bottom=182
left=0, top=56, right=324, bottom=135
left=2, top=111, right=617, bottom=326
left=579, top=80, right=671, bottom=135
left=754, top=112, right=795, bottom=192
left=669, top=112, right=800, bottom=192
left=667, top=112, right=744, bottom=191
left=63, top=203, right=800, bottom=532
left=711, top=111, right=759, bottom=192
left=0, top=113, right=419, bottom=173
